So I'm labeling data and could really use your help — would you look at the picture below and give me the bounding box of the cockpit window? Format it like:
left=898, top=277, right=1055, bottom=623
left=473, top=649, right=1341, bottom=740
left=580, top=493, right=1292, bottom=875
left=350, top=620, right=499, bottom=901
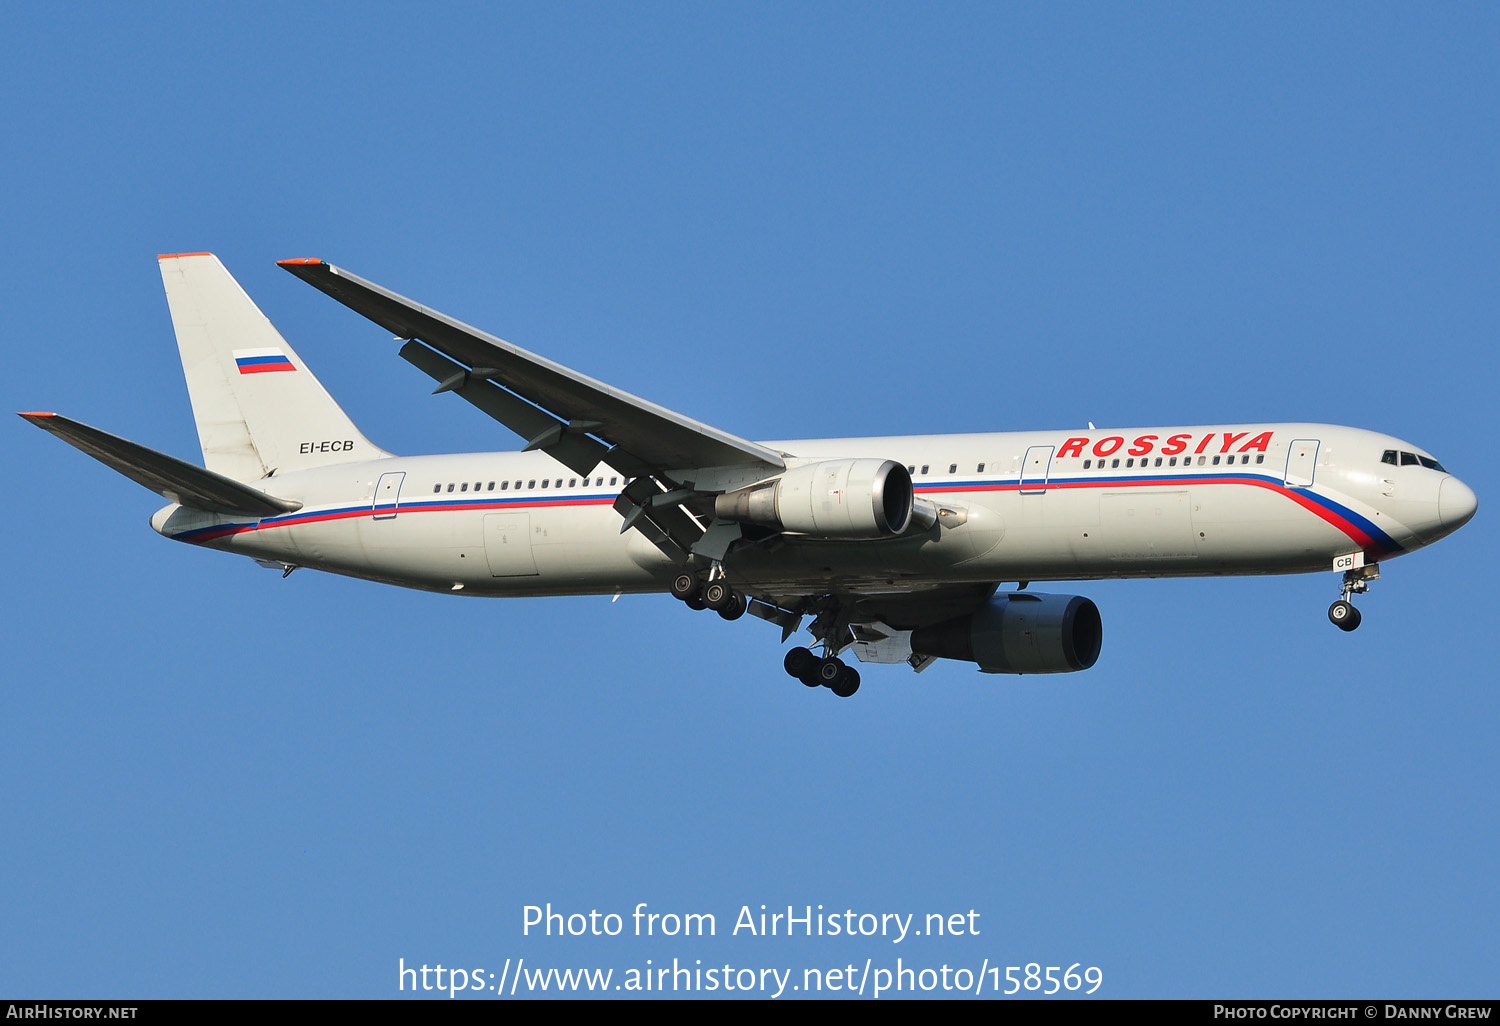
left=1389, top=449, right=1448, bottom=472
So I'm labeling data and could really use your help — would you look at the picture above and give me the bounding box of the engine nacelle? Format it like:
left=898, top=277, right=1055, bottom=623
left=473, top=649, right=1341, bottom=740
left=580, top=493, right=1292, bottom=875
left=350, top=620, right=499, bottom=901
left=910, top=593, right=1102, bottom=674
left=714, top=459, right=913, bottom=539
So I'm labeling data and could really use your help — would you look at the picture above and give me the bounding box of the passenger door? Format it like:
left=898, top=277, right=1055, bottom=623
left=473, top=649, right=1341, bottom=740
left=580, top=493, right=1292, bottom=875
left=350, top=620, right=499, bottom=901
left=1020, top=445, right=1054, bottom=494
left=372, top=471, right=405, bottom=519
left=1284, top=439, right=1319, bottom=488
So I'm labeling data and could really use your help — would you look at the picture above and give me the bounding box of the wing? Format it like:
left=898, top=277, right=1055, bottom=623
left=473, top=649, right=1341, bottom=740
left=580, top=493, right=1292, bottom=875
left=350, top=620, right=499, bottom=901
left=19, top=412, right=302, bottom=517
left=276, top=259, right=785, bottom=478
left=278, top=258, right=789, bottom=559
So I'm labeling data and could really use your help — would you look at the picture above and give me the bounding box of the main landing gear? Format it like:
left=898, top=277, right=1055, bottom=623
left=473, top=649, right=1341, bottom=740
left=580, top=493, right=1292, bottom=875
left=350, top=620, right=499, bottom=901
left=672, top=571, right=860, bottom=697
left=1328, top=565, right=1379, bottom=632
left=670, top=571, right=747, bottom=621
left=783, top=646, right=861, bottom=698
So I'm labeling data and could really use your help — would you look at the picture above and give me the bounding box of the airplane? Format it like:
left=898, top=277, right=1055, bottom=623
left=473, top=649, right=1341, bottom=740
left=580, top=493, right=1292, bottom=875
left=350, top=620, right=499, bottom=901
left=21, top=253, right=1478, bottom=698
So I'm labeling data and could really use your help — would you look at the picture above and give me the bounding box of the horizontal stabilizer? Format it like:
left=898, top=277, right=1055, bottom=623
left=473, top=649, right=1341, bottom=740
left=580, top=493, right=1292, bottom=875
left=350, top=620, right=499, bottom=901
left=19, top=412, right=302, bottom=517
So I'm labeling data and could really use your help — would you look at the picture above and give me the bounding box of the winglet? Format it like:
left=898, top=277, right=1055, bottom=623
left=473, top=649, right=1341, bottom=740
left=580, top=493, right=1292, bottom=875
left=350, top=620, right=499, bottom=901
left=276, top=258, right=324, bottom=267
left=18, top=411, right=56, bottom=419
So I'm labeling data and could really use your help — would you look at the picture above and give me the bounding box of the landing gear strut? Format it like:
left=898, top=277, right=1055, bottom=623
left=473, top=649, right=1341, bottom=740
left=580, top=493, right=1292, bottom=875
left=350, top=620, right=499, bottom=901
left=1328, top=565, right=1379, bottom=632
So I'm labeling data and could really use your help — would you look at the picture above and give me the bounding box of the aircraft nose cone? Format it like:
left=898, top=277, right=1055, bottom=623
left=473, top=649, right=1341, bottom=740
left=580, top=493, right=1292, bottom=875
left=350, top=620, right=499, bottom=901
left=1439, top=476, right=1478, bottom=530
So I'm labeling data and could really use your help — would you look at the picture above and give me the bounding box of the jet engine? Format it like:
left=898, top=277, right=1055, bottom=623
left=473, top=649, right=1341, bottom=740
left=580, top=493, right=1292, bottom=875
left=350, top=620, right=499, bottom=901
left=910, top=593, right=1102, bottom=673
left=714, top=459, right=913, bottom=539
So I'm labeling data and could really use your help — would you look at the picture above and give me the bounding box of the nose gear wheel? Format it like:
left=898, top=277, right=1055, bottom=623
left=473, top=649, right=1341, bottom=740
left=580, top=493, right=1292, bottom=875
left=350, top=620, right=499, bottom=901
left=1328, top=565, right=1378, bottom=632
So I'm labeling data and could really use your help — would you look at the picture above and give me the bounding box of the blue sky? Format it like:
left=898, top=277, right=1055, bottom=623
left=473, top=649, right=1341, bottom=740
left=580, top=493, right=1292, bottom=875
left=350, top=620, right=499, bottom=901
left=2, top=3, right=1495, bottom=999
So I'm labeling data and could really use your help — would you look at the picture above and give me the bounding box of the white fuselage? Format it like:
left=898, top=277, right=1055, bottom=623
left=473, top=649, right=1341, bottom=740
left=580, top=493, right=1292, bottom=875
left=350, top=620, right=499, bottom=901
left=150, top=422, right=1473, bottom=598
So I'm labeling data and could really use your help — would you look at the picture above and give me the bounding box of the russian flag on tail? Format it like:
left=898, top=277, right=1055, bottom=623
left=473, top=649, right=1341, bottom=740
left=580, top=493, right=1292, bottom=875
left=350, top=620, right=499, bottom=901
left=233, top=348, right=296, bottom=374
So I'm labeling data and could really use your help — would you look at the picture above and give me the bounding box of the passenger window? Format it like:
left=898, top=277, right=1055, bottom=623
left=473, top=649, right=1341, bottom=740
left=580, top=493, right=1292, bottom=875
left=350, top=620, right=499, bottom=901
left=487, top=482, right=495, bottom=491
left=1169, top=457, right=1177, bottom=467
left=977, top=463, right=985, bottom=473
left=1154, top=457, right=1162, bottom=467
left=528, top=480, right=536, bottom=489
left=433, top=484, right=441, bottom=494
left=1084, top=459, right=1092, bottom=469
left=556, top=479, right=563, bottom=488
left=920, top=465, right=929, bottom=475
left=501, top=481, right=509, bottom=491
left=1212, top=456, right=1220, bottom=466
left=1198, top=456, right=1206, bottom=466
left=1382, top=450, right=1398, bottom=466
left=596, top=477, right=603, bottom=486
left=610, top=477, right=618, bottom=486
left=1240, top=455, right=1249, bottom=465
left=1401, top=452, right=1418, bottom=466
left=908, top=465, right=915, bottom=474
left=446, top=483, right=455, bottom=493
left=541, top=479, right=549, bottom=489
left=1111, top=459, right=1120, bottom=469
left=1256, top=454, right=1265, bottom=464
left=948, top=463, right=957, bottom=474
left=1126, top=458, right=1134, bottom=468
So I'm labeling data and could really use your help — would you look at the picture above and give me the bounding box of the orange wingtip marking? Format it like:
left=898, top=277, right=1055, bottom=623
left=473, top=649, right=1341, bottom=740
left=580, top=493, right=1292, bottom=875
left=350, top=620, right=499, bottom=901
left=277, top=258, right=323, bottom=266
left=18, top=411, right=56, bottom=418
left=157, top=252, right=213, bottom=260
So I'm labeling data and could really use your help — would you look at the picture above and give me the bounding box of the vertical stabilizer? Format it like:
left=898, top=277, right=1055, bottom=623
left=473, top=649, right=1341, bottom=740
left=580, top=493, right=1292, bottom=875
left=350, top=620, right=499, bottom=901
left=158, top=253, right=390, bottom=481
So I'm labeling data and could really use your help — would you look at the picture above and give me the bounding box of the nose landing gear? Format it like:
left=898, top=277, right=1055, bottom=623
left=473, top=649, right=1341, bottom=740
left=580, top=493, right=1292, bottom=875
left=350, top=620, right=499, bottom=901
left=1328, top=565, right=1379, bottom=632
